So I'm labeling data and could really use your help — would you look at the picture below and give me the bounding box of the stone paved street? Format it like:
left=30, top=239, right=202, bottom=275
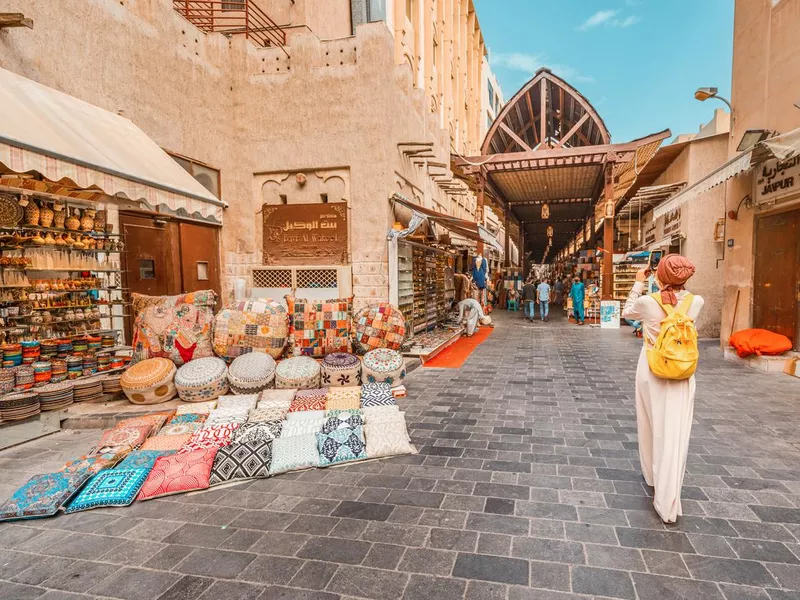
left=1, top=309, right=800, bottom=600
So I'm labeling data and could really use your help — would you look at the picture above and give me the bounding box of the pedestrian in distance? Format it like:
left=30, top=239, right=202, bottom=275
left=569, top=277, right=585, bottom=324
left=553, top=278, right=564, bottom=307
left=537, top=278, right=551, bottom=321
left=621, top=254, right=704, bottom=524
left=521, top=278, right=536, bottom=321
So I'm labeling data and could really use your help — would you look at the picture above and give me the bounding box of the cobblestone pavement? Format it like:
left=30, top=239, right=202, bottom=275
left=1, top=308, right=800, bottom=600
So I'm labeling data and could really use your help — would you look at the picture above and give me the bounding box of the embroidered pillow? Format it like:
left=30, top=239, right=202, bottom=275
left=325, top=387, right=362, bottom=411
left=118, top=449, right=176, bottom=470
left=138, top=447, right=217, bottom=501
left=0, top=471, right=91, bottom=522
left=270, top=434, right=320, bottom=474
left=160, top=422, right=203, bottom=436
left=360, top=383, right=396, bottom=408
left=280, top=419, right=325, bottom=438
left=60, top=452, right=122, bottom=477
left=248, top=406, right=288, bottom=423
left=141, top=433, right=192, bottom=452
left=205, top=407, right=250, bottom=427
left=233, top=421, right=283, bottom=444
left=66, top=468, right=150, bottom=513
left=168, top=413, right=206, bottom=425
left=364, top=419, right=416, bottom=459
left=259, top=389, right=296, bottom=405
left=175, top=400, right=217, bottom=415
left=286, top=410, right=326, bottom=422
left=216, top=394, right=259, bottom=411
left=181, top=423, right=240, bottom=452
left=118, top=413, right=172, bottom=434
left=209, top=440, right=273, bottom=485
left=288, top=297, right=353, bottom=357
left=96, top=425, right=151, bottom=451
left=322, top=410, right=364, bottom=433
left=316, top=426, right=367, bottom=466
left=289, top=388, right=328, bottom=412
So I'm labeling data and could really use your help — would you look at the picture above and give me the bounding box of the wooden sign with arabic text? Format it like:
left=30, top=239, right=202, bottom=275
left=262, top=203, right=348, bottom=266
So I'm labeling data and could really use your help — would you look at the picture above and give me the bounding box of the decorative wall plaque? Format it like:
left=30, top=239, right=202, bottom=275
left=262, top=203, right=348, bottom=266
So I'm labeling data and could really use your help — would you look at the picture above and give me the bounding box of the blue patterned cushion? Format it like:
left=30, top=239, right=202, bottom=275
left=168, top=414, right=205, bottom=425
left=360, top=383, right=396, bottom=408
left=0, top=471, right=92, bottom=522
left=66, top=468, right=150, bottom=513
left=118, top=449, right=175, bottom=471
left=270, top=434, right=320, bottom=474
left=316, top=426, right=367, bottom=466
left=321, top=410, right=364, bottom=434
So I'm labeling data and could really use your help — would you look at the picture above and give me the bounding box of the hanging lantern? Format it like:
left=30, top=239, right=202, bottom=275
left=546, top=225, right=554, bottom=238
left=541, top=203, right=550, bottom=220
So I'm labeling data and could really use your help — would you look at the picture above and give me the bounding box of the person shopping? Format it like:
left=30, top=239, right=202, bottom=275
left=455, top=298, right=490, bottom=336
left=569, top=277, right=585, bottom=324
left=522, top=279, right=536, bottom=321
left=537, top=279, right=551, bottom=321
left=621, top=254, right=704, bottom=524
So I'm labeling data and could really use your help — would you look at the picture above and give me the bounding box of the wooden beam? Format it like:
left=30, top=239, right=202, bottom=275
left=556, top=113, right=590, bottom=148
left=525, top=89, right=538, bottom=145
left=0, top=13, right=33, bottom=28
left=499, top=122, right=532, bottom=152
left=539, top=80, right=547, bottom=148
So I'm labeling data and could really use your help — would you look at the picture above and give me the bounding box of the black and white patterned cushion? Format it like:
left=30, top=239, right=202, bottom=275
left=322, top=410, right=364, bottom=433
left=232, top=421, right=283, bottom=445
left=208, top=440, right=272, bottom=484
left=360, top=383, right=396, bottom=408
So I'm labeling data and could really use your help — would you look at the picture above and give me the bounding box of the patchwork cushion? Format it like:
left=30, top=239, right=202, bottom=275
left=205, top=407, right=250, bottom=427
left=364, top=418, right=416, bottom=458
left=316, top=426, right=367, bottom=466
left=175, top=400, right=217, bottom=415
left=320, top=352, right=361, bottom=387
left=159, top=422, right=203, bottom=436
left=66, top=468, right=150, bottom=513
left=216, top=394, right=259, bottom=411
left=280, top=419, right=325, bottom=438
left=118, top=449, right=175, bottom=470
left=227, top=352, right=277, bottom=394
left=362, top=348, right=405, bottom=386
left=138, top=447, right=217, bottom=501
left=120, top=358, right=177, bottom=405
left=289, top=388, right=328, bottom=412
left=322, top=410, right=364, bottom=433
left=351, top=303, right=406, bottom=353
left=97, top=425, right=151, bottom=451
left=181, top=423, right=240, bottom=452
left=175, top=357, right=229, bottom=402
left=141, top=433, right=192, bottom=451
left=233, top=421, right=283, bottom=444
left=259, top=389, right=296, bottom=405
left=325, top=387, right=362, bottom=411
left=248, top=405, right=289, bottom=423
left=270, top=434, right=320, bottom=474
left=0, top=471, right=91, bottom=522
left=168, top=413, right=206, bottom=425
left=209, top=440, right=273, bottom=485
left=287, top=297, right=353, bottom=357
left=213, top=298, right=288, bottom=360
left=275, top=357, right=320, bottom=390
left=360, top=383, right=396, bottom=408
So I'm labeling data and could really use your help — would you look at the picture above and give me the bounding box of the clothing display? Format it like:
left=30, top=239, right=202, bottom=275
left=471, top=255, right=489, bottom=289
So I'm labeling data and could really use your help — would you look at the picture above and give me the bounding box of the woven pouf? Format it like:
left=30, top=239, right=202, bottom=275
left=320, top=352, right=361, bottom=387
left=362, top=348, right=406, bottom=386
left=120, top=358, right=177, bottom=405
left=175, top=357, right=229, bottom=402
left=275, top=356, right=320, bottom=390
left=351, top=303, right=407, bottom=353
left=227, top=352, right=277, bottom=394
left=213, top=298, right=288, bottom=360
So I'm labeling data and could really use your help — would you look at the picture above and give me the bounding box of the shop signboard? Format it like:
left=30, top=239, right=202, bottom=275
left=600, top=300, right=621, bottom=329
left=756, top=156, right=800, bottom=205
left=262, top=203, right=348, bottom=266
left=663, top=208, right=681, bottom=236
left=644, top=223, right=657, bottom=246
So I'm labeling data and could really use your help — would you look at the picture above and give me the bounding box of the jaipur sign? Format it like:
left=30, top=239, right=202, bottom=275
left=262, top=203, right=348, bottom=266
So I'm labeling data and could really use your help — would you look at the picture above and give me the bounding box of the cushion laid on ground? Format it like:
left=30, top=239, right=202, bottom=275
left=180, top=423, right=240, bottom=452
left=120, top=358, right=177, bottom=405
left=325, top=387, right=362, bottom=411
left=175, top=357, right=229, bottom=402
left=280, top=419, right=325, bottom=438
left=320, top=352, right=361, bottom=387
left=270, top=434, right=320, bottom=473
left=138, top=447, right=217, bottom=501
left=159, top=422, right=203, bottom=436
left=118, top=449, right=175, bottom=471
left=227, top=353, right=277, bottom=394
left=66, top=468, right=150, bottom=513
left=362, top=348, right=406, bottom=385
left=286, top=297, right=353, bottom=357
left=233, top=421, right=283, bottom=444
left=175, top=400, right=217, bottom=415
left=96, top=425, right=152, bottom=452
left=360, top=383, right=396, bottom=407
left=351, top=303, right=406, bottom=353
left=209, top=440, right=273, bottom=485
left=131, top=290, right=217, bottom=366
left=364, top=418, right=416, bottom=459
left=213, top=298, right=288, bottom=360
left=248, top=405, right=289, bottom=423
left=322, top=409, right=364, bottom=433
left=275, top=356, right=321, bottom=390
left=141, top=433, right=192, bottom=452
left=118, top=412, right=172, bottom=434
left=729, top=328, right=794, bottom=358
left=217, top=394, right=259, bottom=411
left=168, top=413, right=206, bottom=425
left=362, top=405, right=401, bottom=420
left=316, top=426, right=367, bottom=466
left=204, top=407, right=250, bottom=427
left=286, top=409, right=326, bottom=421
left=0, top=471, right=92, bottom=522
left=289, top=388, right=328, bottom=412
left=60, top=453, right=122, bottom=477
left=259, top=389, right=297, bottom=405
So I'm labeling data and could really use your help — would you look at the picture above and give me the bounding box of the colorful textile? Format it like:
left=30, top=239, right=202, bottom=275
left=217, top=394, right=259, bottom=411
left=227, top=352, right=277, bottom=394
left=159, top=422, right=203, bottom=436
left=96, top=425, right=151, bottom=451
left=317, top=426, right=367, bottom=466
left=118, top=412, right=172, bottom=433
left=280, top=419, right=325, bottom=438
left=275, top=356, right=320, bottom=390
left=66, top=468, right=149, bottom=513
left=213, top=298, right=288, bottom=360
left=120, top=358, right=177, bottom=405
left=233, top=421, right=283, bottom=444
left=175, top=357, right=229, bottom=402
left=259, top=389, right=296, bottom=405
left=325, top=387, right=362, bottom=411
left=322, top=410, right=364, bottom=433
left=362, top=405, right=401, bottom=423
left=141, top=433, right=192, bottom=452
left=286, top=409, right=325, bottom=422
left=351, top=303, right=406, bottom=353
left=364, top=418, right=416, bottom=458
left=270, top=434, right=320, bottom=474
left=362, top=348, right=405, bottom=385
left=175, top=401, right=216, bottom=415
left=248, top=405, right=289, bottom=423
left=205, top=407, right=250, bottom=427
left=360, top=383, right=396, bottom=408
left=289, top=388, right=328, bottom=412
left=181, top=423, right=240, bottom=452
left=0, top=471, right=91, bottom=522
left=286, top=297, right=353, bottom=357
left=168, top=413, right=205, bottom=425
left=209, top=440, right=273, bottom=485
left=320, top=352, right=361, bottom=387
left=118, top=449, right=175, bottom=470
left=138, top=447, right=217, bottom=501
left=60, top=452, right=121, bottom=477
left=131, top=291, right=217, bottom=366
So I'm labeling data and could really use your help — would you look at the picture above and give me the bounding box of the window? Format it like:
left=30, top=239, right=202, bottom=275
left=222, top=1, right=245, bottom=10
left=168, top=153, right=221, bottom=198
left=196, top=261, right=209, bottom=281
left=368, top=0, right=386, bottom=21
left=139, top=259, right=156, bottom=280
left=487, top=81, right=494, bottom=111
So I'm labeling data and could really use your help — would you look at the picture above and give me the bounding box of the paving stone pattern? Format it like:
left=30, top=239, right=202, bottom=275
left=1, top=310, right=800, bottom=599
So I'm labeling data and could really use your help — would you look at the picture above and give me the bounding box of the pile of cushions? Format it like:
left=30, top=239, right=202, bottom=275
left=213, top=298, right=289, bottom=361
left=120, top=358, right=177, bottom=405
left=175, top=357, right=229, bottom=402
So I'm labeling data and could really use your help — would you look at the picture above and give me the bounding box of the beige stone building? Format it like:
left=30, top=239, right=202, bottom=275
left=0, top=0, right=491, bottom=307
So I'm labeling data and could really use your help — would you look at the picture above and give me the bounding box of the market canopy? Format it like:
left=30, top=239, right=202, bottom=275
left=0, top=66, right=224, bottom=224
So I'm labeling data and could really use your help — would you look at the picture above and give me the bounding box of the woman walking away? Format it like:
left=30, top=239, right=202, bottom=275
left=622, top=254, right=704, bottom=524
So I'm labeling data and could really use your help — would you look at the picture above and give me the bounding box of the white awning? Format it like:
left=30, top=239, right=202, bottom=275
left=0, top=67, right=224, bottom=223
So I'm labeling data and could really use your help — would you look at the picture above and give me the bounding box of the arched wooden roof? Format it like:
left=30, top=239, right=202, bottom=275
left=481, top=68, right=611, bottom=155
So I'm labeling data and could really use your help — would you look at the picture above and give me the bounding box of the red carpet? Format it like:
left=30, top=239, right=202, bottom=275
left=423, top=327, right=494, bottom=368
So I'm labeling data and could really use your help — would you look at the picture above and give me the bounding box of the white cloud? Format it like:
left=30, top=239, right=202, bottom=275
left=620, top=15, right=641, bottom=27
left=490, top=53, right=595, bottom=85
left=576, top=8, right=641, bottom=31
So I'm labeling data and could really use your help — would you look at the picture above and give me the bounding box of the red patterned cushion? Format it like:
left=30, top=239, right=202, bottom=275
left=97, top=425, right=151, bottom=451
left=286, top=297, right=352, bottom=358
left=179, top=423, right=240, bottom=453
left=137, top=447, right=217, bottom=501
left=288, top=388, right=328, bottom=412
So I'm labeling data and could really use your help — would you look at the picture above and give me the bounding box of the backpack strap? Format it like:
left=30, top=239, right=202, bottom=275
left=676, top=293, right=694, bottom=316
left=648, top=292, right=673, bottom=316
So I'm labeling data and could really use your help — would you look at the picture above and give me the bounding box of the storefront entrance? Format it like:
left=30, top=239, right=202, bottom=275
left=753, top=208, right=800, bottom=347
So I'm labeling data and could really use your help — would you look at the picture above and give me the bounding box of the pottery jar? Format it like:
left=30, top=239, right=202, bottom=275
left=80, top=209, right=96, bottom=232
left=39, top=202, right=54, bottom=228
left=65, top=209, right=81, bottom=231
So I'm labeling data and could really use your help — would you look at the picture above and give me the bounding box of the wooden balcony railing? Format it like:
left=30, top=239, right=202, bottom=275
left=172, top=1, right=287, bottom=54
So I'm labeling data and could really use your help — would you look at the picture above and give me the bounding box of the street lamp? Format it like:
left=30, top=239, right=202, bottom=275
left=694, top=87, right=733, bottom=112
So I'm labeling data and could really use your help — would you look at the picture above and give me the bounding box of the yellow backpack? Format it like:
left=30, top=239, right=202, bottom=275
left=646, top=293, right=699, bottom=380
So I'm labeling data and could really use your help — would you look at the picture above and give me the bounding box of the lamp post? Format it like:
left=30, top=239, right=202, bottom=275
left=694, top=87, right=732, bottom=112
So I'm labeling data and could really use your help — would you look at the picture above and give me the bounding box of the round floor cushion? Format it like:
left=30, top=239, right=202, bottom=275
left=228, top=352, right=277, bottom=394
left=120, top=358, right=177, bottom=405
left=213, top=299, right=289, bottom=361
left=275, top=356, right=320, bottom=390
left=362, top=348, right=405, bottom=386
left=175, top=357, right=229, bottom=402
left=351, top=303, right=406, bottom=353
left=320, top=353, right=361, bottom=387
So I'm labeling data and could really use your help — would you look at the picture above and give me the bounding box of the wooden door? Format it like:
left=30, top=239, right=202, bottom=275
left=120, top=214, right=171, bottom=297
left=753, top=209, right=800, bottom=347
left=178, top=222, right=221, bottom=297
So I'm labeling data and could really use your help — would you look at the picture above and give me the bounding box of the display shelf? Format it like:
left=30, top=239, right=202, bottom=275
left=0, top=224, right=121, bottom=238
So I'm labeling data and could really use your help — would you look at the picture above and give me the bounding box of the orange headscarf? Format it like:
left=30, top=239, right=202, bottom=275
left=656, top=254, right=696, bottom=306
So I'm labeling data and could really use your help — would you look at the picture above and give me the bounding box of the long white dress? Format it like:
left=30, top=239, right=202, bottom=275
left=622, top=281, right=704, bottom=523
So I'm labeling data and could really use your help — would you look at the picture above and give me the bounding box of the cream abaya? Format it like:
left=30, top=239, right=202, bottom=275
left=622, top=281, right=704, bottom=523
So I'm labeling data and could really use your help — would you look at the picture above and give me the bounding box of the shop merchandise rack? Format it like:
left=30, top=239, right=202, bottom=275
left=398, top=240, right=457, bottom=338
left=613, top=260, right=648, bottom=302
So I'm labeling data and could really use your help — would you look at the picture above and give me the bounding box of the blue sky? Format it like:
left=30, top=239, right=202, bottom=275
left=473, top=0, right=734, bottom=143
